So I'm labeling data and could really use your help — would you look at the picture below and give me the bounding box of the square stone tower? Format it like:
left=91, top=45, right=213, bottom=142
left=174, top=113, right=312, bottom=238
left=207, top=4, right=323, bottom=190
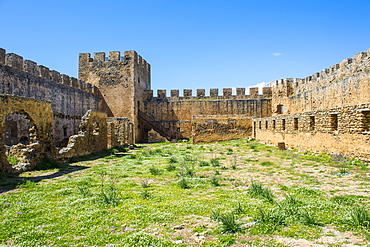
left=78, top=51, right=151, bottom=142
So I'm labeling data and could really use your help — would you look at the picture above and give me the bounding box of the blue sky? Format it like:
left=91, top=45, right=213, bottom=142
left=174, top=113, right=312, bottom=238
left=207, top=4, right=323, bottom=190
left=1, top=0, right=370, bottom=95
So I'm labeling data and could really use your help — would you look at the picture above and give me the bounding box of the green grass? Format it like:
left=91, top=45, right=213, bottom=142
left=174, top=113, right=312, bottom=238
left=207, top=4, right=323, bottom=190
left=1, top=140, right=369, bottom=246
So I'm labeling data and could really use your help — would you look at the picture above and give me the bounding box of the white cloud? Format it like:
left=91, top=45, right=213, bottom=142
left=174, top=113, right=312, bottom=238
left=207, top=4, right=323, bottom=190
left=272, top=52, right=282, bottom=56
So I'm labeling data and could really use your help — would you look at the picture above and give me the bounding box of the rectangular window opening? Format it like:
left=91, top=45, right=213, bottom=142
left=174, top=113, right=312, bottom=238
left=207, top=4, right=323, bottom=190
left=309, top=116, right=315, bottom=131
left=272, top=120, right=276, bottom=129
left=329, top=114, right=338, bottom=131
left=265, top=121, right=268, bottom=129
left=282, top=119, right=286, bottom=130
left=293, top=118, right=298, bottom=130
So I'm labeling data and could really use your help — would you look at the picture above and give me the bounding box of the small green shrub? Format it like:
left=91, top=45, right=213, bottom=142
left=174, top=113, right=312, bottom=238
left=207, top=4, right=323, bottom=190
left=350, top=207, right=370, bottom=227
left=298, top=209, right=322, bottom=226
left=169, top=157, right=178, bottom=164
left=218, top=212, right=242, bottom=233
left=149, top=166, right=161, bottom=175
left=177, top=177, right=190, bottom=189
left=210, top=210, right=222, bottom=221
left=248, top=181, right=275, bottom=203
left=7, top=156, right=19, bottom=166
left=210, top=158, right=220, bottom=167
left=97, top=172, right=120, bottom=205
left=141, top=179, right=151, bottom=188
left=233, top=202, right=244, bottom=215
left=77, top=183, right=91, bottom=196
left=199, top=161, right=210, bottom=167
left=165, top=164, right=176, bottom=171
left=255, top=207, right=286, bottom=226
left=283, top=193, right=301, bottom=206
left=140, top=190, right=152, bottom=199
left=210, top=176, right=220, bottom=186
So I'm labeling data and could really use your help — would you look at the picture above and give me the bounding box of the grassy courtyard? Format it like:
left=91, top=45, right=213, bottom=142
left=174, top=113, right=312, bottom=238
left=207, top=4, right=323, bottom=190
left=0, top=139, right=370, bottom=246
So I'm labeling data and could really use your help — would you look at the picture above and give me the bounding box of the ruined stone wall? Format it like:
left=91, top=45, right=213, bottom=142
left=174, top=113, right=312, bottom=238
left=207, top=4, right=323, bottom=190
left=58, top=110, right=108, bottom=159
left=142, top=88, right=271, bottom=140
left=0, top=48, right=100, bottom=145
left=0, top=95, right=55, bottom=173
left=268, top=49, right=370, bottom=115
left=106, top=117, right=134, bottom=149
left=192, top=115, right=253, bottom=144
left=254, top=103, right=370, bottom=161
left=79, top=50, right=150, bottom=142
left=148, top=129, right=168, bottom=143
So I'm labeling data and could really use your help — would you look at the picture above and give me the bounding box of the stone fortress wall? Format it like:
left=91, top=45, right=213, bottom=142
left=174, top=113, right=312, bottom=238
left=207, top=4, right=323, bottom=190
left=255, top=49, right=370, bottom=161
left=141, top=88, right=272, bottom=141
left=0, top=48, right=100, bottom=146
left=0, top=48, right=135, bottom=173
left=1, top=46, right=370, bottom=173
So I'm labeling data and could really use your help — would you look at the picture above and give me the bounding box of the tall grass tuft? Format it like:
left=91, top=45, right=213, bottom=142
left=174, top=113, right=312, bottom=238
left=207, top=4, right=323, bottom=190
left=217, top=212, right=242, bottom=233
left=248, top=181, right=275, bottom=203
left=350, top=207, right=370, bottom=227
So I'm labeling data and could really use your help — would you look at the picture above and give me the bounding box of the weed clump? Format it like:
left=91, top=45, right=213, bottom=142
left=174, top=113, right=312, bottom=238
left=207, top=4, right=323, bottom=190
left=350, top=207, right=370, bottom=227
left=199, top=160, right=210, bottom=167
left=210, top=158, right=220, bottom=167
left=210, top=176, right=221, bottom=186
left=149, top=166, right=161, bottom=175
left=177, top=177, right=190, bottom=189
left=211, top=211, right=242, bottom=233
left=248, top=181, right=275, bottom=203
left=165, top=164, right=176, bottom=171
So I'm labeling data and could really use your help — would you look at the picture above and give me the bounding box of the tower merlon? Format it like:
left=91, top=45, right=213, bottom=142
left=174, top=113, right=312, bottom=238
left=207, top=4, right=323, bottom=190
left=109, top=51, right=120, bottom=61
left=236, top=88, right=246, bottom=96
left=210, top=88, right=219, bottom=98
left=197, top=89, right=205, bottom=98
left=38, top=65, right=50, bottom=80
left=23, top=60, right=38, bottom=76
left=157, top=89, right=167, bottom=99
left=94, top=52, right=106, bottom=61
left=0, top=48, right=5, bottom=65
left=6, top=53, right=24, bottom=70
left=171, top=90, right=179, bottom=98
left=249, top=87, right=259, bottom=98
left=223, top=88, right=232, bottom=97
left=61, top=74, right=71, bottom=86
left=183, top=89, right=192, bottom=97
left=79, top=53, right=92, bottom=63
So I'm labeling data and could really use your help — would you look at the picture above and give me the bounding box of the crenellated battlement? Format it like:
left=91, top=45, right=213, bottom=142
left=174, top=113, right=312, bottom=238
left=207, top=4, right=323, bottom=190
left=0, top=48, right=96, bottom=95
left=79, top=50, right=150, bottom=71
left=143, top=87, right=272, bottom=101
left=266, top=48, right=370, bottom=97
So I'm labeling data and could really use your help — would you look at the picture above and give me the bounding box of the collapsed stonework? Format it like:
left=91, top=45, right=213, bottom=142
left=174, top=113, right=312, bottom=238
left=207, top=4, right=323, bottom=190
left=1, top=47, right=370, bottom=173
